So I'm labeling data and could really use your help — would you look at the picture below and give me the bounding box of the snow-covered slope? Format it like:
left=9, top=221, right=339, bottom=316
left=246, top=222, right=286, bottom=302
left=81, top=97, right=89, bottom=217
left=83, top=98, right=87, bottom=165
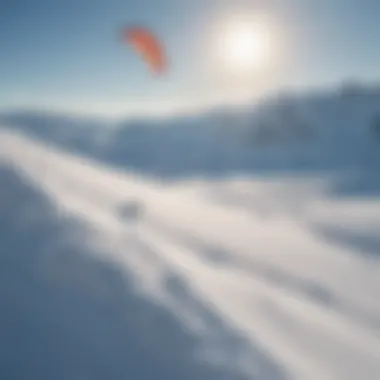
left=1, top=130, right=380, bottom=380
left=0, top=155, right=250, bottom=380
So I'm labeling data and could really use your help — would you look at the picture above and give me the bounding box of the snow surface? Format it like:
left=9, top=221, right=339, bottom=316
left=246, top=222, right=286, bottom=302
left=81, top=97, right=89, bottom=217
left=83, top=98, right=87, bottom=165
left=1, top=129, right=380, bottom=380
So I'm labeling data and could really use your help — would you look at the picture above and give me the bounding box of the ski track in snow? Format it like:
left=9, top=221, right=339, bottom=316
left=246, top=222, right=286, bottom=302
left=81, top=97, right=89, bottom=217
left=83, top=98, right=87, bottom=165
left=1, top=130, right=380, bottom=380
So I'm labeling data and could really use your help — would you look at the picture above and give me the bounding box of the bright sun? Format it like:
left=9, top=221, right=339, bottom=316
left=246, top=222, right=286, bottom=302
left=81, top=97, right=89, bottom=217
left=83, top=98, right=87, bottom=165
left=219, top=17, right=275, bottom=74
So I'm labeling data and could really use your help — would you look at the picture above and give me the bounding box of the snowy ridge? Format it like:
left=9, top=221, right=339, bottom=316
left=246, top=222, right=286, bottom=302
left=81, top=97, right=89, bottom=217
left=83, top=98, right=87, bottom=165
left=1, top=130, right=380, bottom=380
left=2, top=83, right=380, bottom=178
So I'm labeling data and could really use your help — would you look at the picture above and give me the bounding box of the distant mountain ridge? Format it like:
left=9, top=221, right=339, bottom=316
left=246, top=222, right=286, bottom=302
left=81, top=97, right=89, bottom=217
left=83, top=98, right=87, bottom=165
left=2, top=82, right=380, bottom=177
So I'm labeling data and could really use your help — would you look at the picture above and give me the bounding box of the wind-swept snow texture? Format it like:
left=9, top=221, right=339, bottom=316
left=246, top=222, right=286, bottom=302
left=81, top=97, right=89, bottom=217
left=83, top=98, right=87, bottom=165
left=0, top=135, right=252, bottom=380
left=1, top=130, right=380, bottom=380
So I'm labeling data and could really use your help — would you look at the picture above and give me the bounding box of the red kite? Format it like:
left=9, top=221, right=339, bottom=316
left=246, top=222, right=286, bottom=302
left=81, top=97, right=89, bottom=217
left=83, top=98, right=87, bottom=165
left=121, top=26, right=167, bottom=75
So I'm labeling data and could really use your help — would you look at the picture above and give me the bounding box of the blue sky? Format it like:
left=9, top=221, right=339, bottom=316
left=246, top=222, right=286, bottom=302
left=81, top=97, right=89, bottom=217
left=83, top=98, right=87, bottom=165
left=1, top=0, right=380, bottom=117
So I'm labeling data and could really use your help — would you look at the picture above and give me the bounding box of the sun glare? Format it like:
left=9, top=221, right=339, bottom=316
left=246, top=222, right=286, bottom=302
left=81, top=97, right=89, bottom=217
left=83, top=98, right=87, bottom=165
left=218, top=16, right=275, bottom=74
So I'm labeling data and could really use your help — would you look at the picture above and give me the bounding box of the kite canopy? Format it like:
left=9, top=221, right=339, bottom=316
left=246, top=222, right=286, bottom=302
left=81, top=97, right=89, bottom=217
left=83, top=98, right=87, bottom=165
left=122, top=26, right=166, bottom=75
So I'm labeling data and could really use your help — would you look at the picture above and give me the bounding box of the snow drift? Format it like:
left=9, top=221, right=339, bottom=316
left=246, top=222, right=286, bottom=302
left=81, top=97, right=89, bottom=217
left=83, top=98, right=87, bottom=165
left=1, top=130, right=380, bottom=380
